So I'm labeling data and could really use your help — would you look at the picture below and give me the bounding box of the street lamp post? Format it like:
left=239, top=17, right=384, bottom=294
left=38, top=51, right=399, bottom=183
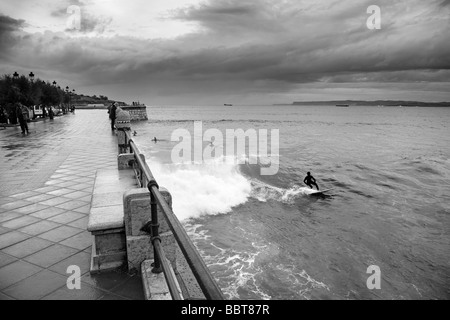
left=71, top=89, right=76, bottom=113
left=65, top=86, right=70, bottom=114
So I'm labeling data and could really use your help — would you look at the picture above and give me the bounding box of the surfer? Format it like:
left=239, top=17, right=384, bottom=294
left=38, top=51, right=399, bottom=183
left=303, top=172, right=319, bottom=190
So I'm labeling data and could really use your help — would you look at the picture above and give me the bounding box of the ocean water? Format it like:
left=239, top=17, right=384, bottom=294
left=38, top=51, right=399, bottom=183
left=131, top=105, right=450, bottom=300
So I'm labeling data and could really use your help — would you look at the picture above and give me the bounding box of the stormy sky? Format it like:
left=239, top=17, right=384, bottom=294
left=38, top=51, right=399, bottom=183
left=1, top=0, right=449, bottom=105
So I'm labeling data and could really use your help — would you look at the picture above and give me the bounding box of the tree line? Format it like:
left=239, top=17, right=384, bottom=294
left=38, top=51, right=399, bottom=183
left=0, top=73, right=71, bottom=124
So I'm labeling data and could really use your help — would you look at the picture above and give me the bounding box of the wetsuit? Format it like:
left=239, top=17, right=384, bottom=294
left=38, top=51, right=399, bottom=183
left=304, top=174, right=319, bottom=190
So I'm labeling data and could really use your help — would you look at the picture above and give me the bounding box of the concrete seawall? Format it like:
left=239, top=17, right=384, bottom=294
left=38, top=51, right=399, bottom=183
left=75, top=105, right=148, bottom=121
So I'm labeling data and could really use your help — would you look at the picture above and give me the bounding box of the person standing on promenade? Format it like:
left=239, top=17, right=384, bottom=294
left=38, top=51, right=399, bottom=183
left=109, top=102, right=117, bottom=130
left=48, top=106, right=54, bottom=120
left=16, top=103, right=29, bottom=134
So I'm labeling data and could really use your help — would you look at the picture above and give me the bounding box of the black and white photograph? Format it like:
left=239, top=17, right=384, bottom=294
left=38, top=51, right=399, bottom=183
left=0, top=0, right=449, bottom=305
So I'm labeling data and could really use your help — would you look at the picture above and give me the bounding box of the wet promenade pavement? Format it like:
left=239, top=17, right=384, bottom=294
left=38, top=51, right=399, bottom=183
left=0, top=111, right=144, bottom=300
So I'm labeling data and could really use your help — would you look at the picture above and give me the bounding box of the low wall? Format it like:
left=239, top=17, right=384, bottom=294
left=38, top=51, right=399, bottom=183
left=121, top=106, right=148, bottom=121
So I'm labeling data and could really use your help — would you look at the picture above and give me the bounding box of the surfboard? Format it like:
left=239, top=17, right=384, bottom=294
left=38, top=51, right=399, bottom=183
left=308, top=188, right=333, bottom=196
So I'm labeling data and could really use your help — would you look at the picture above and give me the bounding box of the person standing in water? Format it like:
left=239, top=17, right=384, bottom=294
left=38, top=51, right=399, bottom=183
left=304, top=172, right=319, bottom=190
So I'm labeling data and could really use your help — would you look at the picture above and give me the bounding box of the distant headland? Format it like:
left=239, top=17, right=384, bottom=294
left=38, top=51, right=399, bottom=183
left=275, top=100, right=450, bottom=107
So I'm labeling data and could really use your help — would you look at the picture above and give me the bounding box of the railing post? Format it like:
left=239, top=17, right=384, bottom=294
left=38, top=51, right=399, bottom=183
left=127, top=138, right=225, bottom=299
left=148, top=181, right=162, bottom=274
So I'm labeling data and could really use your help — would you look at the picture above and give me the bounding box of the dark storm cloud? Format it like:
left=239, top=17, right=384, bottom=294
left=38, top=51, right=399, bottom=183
left=175, top=0, right=290, bottom=35
left=321, top=69, right=450, bottom=83
left=0, top=14, right=25, bottom=34
left=165, top=0, right=450, bottom=85
left=0, top=14, right=25, bottom=60
left=2, top=0, right=450, bottom=103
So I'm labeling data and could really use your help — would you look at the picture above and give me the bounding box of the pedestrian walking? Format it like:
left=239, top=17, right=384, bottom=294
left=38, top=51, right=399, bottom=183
left=16, top=103, right=29, bottom=134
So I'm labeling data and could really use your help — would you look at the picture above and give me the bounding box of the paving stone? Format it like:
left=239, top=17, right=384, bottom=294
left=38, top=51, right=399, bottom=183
left=49, top=174, right=66, bottom=179
left=60, top=231, right=92, bottom=250
left=63, top=191, right=90, bottom=200
left=81, top=187, right=94, bottom=193
left=46, top=188, right=74, bottom=196
left=0, top=260, right=42, bottom=290
left=78, top=195, right=92, bottom=203
left=39, top=197, right=72, bottom=206
left=0, top=292, right=14, bottom=300
left=33, top=186, right=61, bottom=193
left=0, top=252, right=17, bottom=268
left=0, top=197, right=17, bottom=205
left=0, top=226, right=10, bottom=235
left=69, top=183, right=93, bottom=191
left=0, top=231, right=30, bottom=249
left=25, top=194, right=55, bottom=203
left=3, top=270, right=67, bottom=300
left=81, top=270, right=131, bottom=291
left=0, top=200, right=33, bottom=211
left=42, top=283, right=107, bottom=300
left=24, top=244, right=79, bottom=268
left=30, top=207, right=66, bottom=219
left=97, top=293, right=129, bottom=300
left=2, top=237, right=53, bottom=258
left=13, top=203, right=50, bottom=215
left=19, top=220, right=61, bottom=236
left=67, top=216, right=88, bottom=229
left=111, top=275, right=145, bottom=300
left=73, top=177, right=93, bottom=183
left=0, top=211, right=23, bottom=223
left=49, top=251, right=91, bottom=276
left=73, top=205, right=91, bottom=214
left=45, top=179, right=65, bottom=186
left=1, top=216, right=41, bottom=229
left=55, top=200, right=88, bottom=211
left=38, top=225, right=84, bottom=242
left=58, top=175, right=79, bottom=182
left=48, top=211, right=85, bottom=224
left=55, top=181, right=80, bottom=188
left=10, top=191, right=40, bottom=200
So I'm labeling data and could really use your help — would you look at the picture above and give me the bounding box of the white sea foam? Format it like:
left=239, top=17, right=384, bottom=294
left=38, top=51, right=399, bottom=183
left=184, top=221, right=275, bottom=300
left=274, top=264, right=330, bottom=299
left=147, top=156, right=252, bottom=221
left=147, top=154, right=315, bottom=221
left=250, top=181, right=318, bottom=203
